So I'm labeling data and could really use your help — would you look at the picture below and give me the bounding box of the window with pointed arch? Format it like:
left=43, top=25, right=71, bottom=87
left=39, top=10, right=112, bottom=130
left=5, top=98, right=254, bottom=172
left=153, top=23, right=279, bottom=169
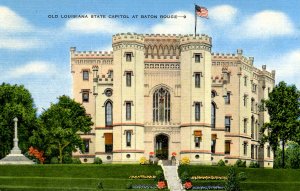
left=153, top=87, right=171, bottom=123
left=105, top=101, right=113, bottom=127
left=211, top=102, right=216, bottom=128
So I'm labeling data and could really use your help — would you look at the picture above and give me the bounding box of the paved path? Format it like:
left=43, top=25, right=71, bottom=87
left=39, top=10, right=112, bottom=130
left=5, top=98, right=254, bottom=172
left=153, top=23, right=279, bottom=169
left=162, top=162, right=184, bottom=191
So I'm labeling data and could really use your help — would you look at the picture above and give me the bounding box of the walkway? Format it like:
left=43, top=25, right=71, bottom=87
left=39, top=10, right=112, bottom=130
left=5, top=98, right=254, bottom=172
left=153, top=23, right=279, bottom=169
left=161, top=160, right=184, bottom=191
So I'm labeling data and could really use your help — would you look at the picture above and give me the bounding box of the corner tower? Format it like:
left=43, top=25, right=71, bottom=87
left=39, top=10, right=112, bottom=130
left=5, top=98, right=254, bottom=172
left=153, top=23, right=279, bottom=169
left=179, top=34, right=212, bottom=164
left=112, top=33, right=145, bottom=162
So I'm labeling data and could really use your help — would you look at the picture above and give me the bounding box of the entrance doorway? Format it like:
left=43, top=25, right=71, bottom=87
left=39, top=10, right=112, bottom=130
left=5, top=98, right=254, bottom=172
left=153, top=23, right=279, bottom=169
left=155, top=134, right=169, bottom=160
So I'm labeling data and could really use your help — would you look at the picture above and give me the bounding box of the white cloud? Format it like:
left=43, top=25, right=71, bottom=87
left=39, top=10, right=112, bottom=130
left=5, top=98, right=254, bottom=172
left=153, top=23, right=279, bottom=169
left=235, top=10, right=295, bottom=39
left=0, top=37, right=41, bottom=50
left=6, top=61, right=56, bottom=79
left=65, top=14, right=138, bottom=34
left=151, top=11, right=209, bottom=34
left=257, top=50, right=300, bottom=87
left=0, top=6, right=33, bottom=33
left=209, top=5, right=237, bottom=25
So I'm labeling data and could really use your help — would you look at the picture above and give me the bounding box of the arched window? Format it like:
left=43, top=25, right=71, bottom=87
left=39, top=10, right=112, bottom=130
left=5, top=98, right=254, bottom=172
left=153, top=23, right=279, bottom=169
left=105, top=101, right=113, bottom=127
left=211, top=102, right=216, bottom=128
left=153, top=87, right=170, bottom=123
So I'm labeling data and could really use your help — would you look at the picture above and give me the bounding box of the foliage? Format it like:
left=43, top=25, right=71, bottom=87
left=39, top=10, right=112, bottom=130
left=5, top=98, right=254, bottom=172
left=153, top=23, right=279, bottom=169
left=234, top=159, right=246, bottom=168
left=180, top=171, right=191, bottom=182
left=0, top=83, right=38, bottom=159
left=191, top=176, right=226, bottom=180
left=249, top=161, right=259, bottom=168
left=224, top=167, right=240, bottom=191
left=132, top=184, right=157, bottom=189
left=129, top=175, right=156, bottom=179
left=154, top=170, right=165, bottom=181
left=30, top=95, right=93, bottom=164
left=94, top=157, right=102, bottom=164
left=126, top=182, right=133, bottom=189
left=274, top=142, right=300, bottom=169
left=217, top=159, right=226, bottom=166
left=260, top=81, right=300, bottom=168
left=139, top=157, right=148, bottom=165
left=28, top=146, right=45, bottom=164
left=72, top=158, right=82, bottom=164
left=238, top=172, right=247, bottom=181
left=62, top=154, right=73, bottom=164
left=192, top=186, right=224, bottom=190
left=180, top=156, right=190, bottom=165
left=97, top=179, right=103, bottom=190
left=50, top=157, right=59, bottom=164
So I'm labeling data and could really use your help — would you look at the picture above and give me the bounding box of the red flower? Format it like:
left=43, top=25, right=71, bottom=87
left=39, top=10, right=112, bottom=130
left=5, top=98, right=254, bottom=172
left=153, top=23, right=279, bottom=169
left=172, top=152, right=177, bottom=156
left=149, top=152, right=154, bottom=156
left=184, top=181, right=192, bottom=190
left=157, top=181, right=166, bottom=189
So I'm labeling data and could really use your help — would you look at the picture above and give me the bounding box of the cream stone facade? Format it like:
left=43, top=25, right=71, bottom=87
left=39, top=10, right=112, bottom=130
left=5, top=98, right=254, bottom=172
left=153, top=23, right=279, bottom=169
left=71, top=33, right=275, bottom=167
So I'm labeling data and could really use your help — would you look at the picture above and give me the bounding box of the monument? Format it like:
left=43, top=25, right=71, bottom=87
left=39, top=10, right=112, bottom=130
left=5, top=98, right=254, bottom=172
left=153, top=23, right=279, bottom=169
left=0, top=117, right=34, bottom=164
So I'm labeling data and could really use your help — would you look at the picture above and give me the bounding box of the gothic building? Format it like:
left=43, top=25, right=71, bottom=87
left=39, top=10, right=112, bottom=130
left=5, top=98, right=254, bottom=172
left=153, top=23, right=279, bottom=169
left=71, top=33, right=275, bottom=167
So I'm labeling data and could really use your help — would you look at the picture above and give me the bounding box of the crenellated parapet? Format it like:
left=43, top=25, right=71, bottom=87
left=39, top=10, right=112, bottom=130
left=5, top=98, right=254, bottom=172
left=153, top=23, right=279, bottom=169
left=112, top=33, right=145, bottom=51
left=179, top=34, right=212, bottom=52
left=71, top=47, right=113, bottom=58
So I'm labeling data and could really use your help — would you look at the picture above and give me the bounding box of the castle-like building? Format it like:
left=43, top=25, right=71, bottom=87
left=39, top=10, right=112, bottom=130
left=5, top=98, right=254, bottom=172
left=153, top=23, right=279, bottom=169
left=71, top=33, right=275, bottom=167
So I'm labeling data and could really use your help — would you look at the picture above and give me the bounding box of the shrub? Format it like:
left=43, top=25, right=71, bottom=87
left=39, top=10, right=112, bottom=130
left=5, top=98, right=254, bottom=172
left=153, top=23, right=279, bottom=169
left=180, top=171, right=191, bottom=182
left=217, top=159, right=226, bottom=166
left=63, top=155, right=73, bottom=164
left=126, top=182, right=133, bottom=189
left=50, top=157, right=59, bottom=164
left=249, top=161, right=259, bottom=168
left=72, top=158, right=82, bottom=164
left=97, top=179, right=103, bottom=190
left=139, top=157, right=148, bottom=165
left=154, top=170, right=165, bottom=181
left=180, top=157, right=190, bottom=165
left=94, top=157, right=102, bottom=164
left=238, top=172, right=247, bottom=181
left=224, top=167, right=240, bottom=191
left=235, top=159, right=246, bottom=167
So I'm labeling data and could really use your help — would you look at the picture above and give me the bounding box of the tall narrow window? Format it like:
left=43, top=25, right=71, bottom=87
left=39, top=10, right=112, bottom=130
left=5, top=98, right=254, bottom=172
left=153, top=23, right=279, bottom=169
left=225, top=116, right=231, bottom=132
left=105, top=101, right=113, bottom=126
left=126, top=53, right=132, bottom=62
left=195, top=102, right=200, bottom=121
left=195, top=54, right=201, bottom=63
left=83, top=70, right=89, bottom=80
left=153, top=87, right=171, bottom=123
left=82, top=90, right=89, bottom=102
left=244, top=76, right=247, bottom=86
left=243, top=142, right=247, bottom=156
left=244, top=118, right=248, bottom=134
left=251, top=116, right=255, bottom=139
left=267, top=146, right=271, bottom=157
left=104, top=133, right=113, bottom=153
left=211, top=134, right=217, bottom=153
left=251, top=98, right=255, bottom=112
left=211, top=102, right=216, bottom=128
left=195, top=73, right=201, bottom=88
left=243, top=95, right=247, bottom=107
left=225, top=92, right=230, bottom=104
left=225, top=141, right=231, bottom=154
left=84, top=139, right=89, bottom=153
left=126, top=130, right=132, bottom=147
left=126, top=72, right=131, bottom=87
left=251, top=144, right=254, bottom=159
left=126, top=102, right=131, bottom=120
left=194, top=131, right=202, bottom=148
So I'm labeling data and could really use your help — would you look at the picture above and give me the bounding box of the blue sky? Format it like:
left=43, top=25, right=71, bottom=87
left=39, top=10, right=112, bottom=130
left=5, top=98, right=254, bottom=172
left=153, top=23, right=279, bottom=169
left=0, top=0, right=299, bottom=113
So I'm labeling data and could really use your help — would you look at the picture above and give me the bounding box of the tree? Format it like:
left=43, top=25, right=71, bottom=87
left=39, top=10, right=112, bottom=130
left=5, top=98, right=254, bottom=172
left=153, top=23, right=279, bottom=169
left=261, top=81, right=300, bottom=168
left=0, top=83, right=37, bottom=159
left=224, top=167, right=240, bottom=191
left=30, top=95, right=93, bottom=163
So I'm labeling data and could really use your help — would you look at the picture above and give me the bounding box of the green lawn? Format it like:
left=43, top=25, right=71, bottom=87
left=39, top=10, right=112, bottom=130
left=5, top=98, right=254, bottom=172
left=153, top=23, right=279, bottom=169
left=0, top=164, right=163, bottom=191
left=179, top=165, right=300, bottom=191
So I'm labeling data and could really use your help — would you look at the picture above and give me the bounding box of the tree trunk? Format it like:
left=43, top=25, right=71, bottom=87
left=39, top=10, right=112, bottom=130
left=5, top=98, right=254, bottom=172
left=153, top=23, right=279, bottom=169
left=282, top=139, right=285, bottom=168
left=59, top=144, right=63, bottom=164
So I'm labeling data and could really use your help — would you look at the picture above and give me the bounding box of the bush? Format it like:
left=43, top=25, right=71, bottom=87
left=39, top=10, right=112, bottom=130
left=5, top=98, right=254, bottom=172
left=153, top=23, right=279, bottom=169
left=238, top=172, right=247, bottom=181
left=218, top=159, right=226, bottom=166
left=154, top=170, right=165, bottom=181
left=249, top=161, right=259, bottom=168
left=180, top=171, right=191, bottom=182
left=50, top=157, right=59, bottom=164
left=235, top=159, right=246, bottom=167
left=126, top=182, right=133, bottom=189
left=180, top=157, right=190, bottom=165
left=224, top=167, right=240, bottom=191
left=94, top=157, right=102, bottom=164
left=97, top=179, right=103, bottom=190
left=72, top=158, right=82, bottom=164
left=63, top=155, right=73, bottom=164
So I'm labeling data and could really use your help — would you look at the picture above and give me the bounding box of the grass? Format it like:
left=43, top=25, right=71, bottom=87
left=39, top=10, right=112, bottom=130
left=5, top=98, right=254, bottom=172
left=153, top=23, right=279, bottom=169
left=0, top=164, right=163, bottom=191
left=179, top=165, right=300, bottom=191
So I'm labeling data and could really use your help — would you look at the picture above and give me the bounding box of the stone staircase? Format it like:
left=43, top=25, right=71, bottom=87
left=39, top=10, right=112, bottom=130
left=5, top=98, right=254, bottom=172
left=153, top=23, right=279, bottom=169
left=161, top=160, right=184, bottom=191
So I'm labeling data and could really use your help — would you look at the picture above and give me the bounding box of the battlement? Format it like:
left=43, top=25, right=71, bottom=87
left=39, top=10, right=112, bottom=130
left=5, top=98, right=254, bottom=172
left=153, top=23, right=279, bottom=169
left=70, top=47, right=113, bottom=58
left=112, top=32, right=144, bottom=44
left=180, top=34, right=212, bottom=45
left=212, top=52, right=237, bottom=59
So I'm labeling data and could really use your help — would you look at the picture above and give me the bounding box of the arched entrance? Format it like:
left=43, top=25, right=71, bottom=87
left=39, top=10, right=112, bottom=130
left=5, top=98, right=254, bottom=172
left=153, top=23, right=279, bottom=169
left=155, top=134, right=169, bottom=160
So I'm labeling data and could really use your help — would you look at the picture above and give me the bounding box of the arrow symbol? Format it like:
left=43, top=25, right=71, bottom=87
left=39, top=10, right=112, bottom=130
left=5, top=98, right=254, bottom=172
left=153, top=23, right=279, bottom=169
left=177, top=15, right=186, bottom=18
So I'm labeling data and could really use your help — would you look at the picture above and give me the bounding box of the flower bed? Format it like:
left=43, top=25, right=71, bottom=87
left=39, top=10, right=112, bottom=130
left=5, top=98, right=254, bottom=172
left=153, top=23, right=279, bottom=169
left=191, top=176, right=227, bottom=180
left=132, top=184, right=157, bottom=189
left=192, top=185, right=224, bottom=190
left=129, top=175, right=156, bottom=179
